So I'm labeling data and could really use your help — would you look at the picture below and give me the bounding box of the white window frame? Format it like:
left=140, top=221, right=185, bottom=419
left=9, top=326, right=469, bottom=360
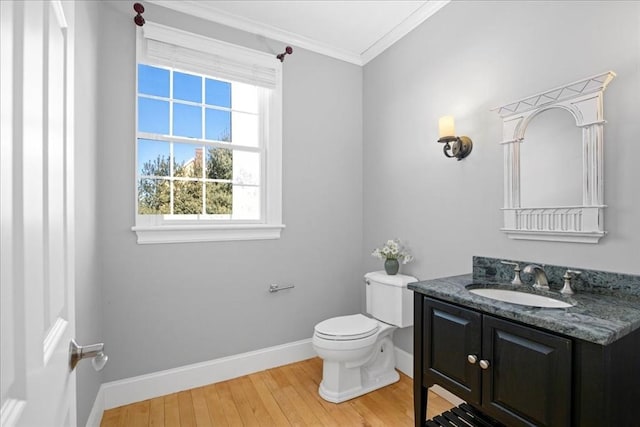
left=132, top=22, right=284, bottom=244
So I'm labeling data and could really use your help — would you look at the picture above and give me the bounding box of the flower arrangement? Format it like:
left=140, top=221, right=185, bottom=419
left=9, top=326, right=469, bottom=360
left=371, top=239, right=414, bottom=264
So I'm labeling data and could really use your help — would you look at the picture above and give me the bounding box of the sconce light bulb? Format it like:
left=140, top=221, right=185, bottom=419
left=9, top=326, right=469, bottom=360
left=438, top=116, right=455, bottom=138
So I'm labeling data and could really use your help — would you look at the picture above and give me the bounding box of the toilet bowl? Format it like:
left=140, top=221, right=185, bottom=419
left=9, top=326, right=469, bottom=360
left=313, top=314, right=399, bottom=403
left=312, top=272, right=416, bottom=403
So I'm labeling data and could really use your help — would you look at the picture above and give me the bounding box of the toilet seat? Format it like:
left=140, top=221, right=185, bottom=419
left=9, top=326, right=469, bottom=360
left=314, top=314, right=379, bottom=341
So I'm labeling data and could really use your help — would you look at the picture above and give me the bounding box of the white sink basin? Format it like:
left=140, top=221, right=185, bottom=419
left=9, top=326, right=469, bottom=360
left=469, top=288, right=574, bottom=308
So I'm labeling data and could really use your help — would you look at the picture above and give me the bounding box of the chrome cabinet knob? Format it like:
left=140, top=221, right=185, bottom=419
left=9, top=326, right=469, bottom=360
left=479, top=359, right=491, bottom=370
left=467, top=354, right=478, bottom=364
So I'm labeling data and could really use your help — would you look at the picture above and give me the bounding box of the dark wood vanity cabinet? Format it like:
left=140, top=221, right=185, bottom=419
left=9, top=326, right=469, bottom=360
left=480, top=315, right=571, bottom=426
left=414, top=294, right=640, bottom=427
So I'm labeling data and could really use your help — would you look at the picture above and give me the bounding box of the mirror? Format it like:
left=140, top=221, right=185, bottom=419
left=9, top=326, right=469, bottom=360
left=520, top=108, right=582, bottom=208
left=493, top=71, right=616, bottom=243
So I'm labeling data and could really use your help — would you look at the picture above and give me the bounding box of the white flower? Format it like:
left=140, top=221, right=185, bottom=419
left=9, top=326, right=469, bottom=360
left=371, top=238, right=413, bottom=264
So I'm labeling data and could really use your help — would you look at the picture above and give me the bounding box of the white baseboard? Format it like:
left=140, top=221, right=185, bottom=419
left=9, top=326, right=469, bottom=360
left=430, top=385, right=465, bottom=406
left=88, top=339, right=464, bottom=427
left=394, top=346, right=413, bottom=378
left=86, top=338, right=315, bottom=426
left=394, top=347, right=465, bottom=407
left=85, top=387, right=104, bottom=427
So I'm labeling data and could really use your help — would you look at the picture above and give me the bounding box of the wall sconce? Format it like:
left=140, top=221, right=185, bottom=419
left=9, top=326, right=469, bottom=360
left=437, top=116, right=473, bottom=160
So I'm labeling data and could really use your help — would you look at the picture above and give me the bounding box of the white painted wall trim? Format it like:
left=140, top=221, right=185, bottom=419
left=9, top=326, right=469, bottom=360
left=86, top=338, right=315, bottom=425
left=430, top=385, right=465, bottom=407
left=360, top=1, right=450, bottom=64
left=85, top=388, right=104, bottom=427
left=147, top=0, right=362, bottom=65
left=146, top=0, right=450, bottom=66
left=87, top=340, right=463, bottom=426
left=394, top=346, right=414, bottom=378
left=394, top=347, right=465, bottom=407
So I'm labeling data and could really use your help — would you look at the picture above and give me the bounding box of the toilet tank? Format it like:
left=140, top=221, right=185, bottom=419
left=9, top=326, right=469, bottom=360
left=364, top=272, right=417, bottom=328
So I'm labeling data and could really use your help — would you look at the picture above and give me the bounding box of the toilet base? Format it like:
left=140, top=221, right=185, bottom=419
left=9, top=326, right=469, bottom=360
left=316, top=335, right=399, bottom=403
left=318, top=368, right=399, bottom=403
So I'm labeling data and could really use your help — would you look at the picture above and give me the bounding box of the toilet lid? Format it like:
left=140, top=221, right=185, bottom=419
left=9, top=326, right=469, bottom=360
left=314, top=314, right=379, bottom=341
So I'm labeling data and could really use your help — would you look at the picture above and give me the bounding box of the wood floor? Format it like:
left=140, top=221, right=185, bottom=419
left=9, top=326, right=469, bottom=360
left=100, top=357, right=454, bottom=426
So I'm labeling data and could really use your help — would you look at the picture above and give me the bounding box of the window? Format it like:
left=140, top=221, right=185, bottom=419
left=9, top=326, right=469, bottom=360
left=132, top=23, right=284, bottom=244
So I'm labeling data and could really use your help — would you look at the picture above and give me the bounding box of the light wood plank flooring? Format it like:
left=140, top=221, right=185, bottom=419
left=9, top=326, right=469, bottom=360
left=101, top=357, right=454, bottom=427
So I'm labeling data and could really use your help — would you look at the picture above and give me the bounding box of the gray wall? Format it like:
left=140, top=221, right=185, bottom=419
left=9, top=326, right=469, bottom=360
left=97, top=2, right=363, bottom=382
left=80, top=0, right=640, bottom=411
left=363, top=1, right=640, bottom=352
left=72, top=1, right=103, bottom=425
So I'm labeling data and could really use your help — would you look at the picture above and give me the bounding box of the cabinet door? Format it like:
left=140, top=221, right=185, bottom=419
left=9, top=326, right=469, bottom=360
left=482, top=316, right=572, bottom=427
left=423, top=298, right=482, bottom=404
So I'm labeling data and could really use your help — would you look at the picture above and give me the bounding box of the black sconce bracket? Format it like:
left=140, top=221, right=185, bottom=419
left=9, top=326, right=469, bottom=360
left=438, top=136, right=473, bottom=161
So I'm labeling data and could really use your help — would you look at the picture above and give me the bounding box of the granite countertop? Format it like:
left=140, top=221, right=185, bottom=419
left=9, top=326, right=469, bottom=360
left=409, top=274, right=640, bottom=346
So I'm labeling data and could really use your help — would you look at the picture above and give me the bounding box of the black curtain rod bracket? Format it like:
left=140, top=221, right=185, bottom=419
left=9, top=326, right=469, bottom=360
left=134, top=3, right=145, bottom=27
left=277, top=46, right=293, bottom=62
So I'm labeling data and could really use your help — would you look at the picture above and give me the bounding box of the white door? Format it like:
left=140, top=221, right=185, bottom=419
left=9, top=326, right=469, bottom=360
left=1, top=1, right=77, bottom=426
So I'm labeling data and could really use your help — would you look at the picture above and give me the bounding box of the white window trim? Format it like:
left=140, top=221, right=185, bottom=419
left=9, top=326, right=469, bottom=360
left=132, top=22, right=284, bottom=244
left=132, top=224, right=285, bottom=244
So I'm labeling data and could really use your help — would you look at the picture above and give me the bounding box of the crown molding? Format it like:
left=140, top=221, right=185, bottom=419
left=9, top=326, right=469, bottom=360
left=147, top=0, right=362, bottom=65
left=146, top=0, right=450, bottom=66
left=361, top=0, right=450, bottom=65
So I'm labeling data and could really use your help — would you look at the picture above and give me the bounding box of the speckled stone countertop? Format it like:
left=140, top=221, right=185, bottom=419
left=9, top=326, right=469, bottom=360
left=409, top=273, right=640, bottom=346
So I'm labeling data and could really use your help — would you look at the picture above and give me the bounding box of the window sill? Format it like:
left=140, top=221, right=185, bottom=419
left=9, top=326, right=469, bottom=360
left=131, top=223, right=285, bottom=244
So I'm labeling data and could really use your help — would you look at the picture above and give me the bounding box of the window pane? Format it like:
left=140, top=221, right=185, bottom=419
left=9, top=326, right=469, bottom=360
left=138, top=139, right=170, bottom=177
left=138, top=178, right=170, bottom=214
left=205, top=79, right=231, bottom=108
left=174, top=72, right=202, bottom=103
left=138, top=64, right=169, bottom=97
left=174, top=143, right=203, bottom=179
left=232, top=151, right=260, bottom=185
left=138, top=98, right=169, bottom=134
left=206, top=147, right=232, bottom=180
left=206, top=182, right=232, bottom=215
left=174, top=181, right=203, bottom=214
left=232, top=185, right=260, bottom=220
left=205, top=108, right=231, bottom=141
left=231, top=111, right=258, bottom=147
left=173, top=103, right=202, bottom=138
left=232, top=82, right=258, bottom=113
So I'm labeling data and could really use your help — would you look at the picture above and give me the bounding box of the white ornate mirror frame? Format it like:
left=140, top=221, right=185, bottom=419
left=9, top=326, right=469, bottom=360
left=493, top=71, right=616, bottom=243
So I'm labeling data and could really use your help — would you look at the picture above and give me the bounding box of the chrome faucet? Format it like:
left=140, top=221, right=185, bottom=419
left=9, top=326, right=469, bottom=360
left=523, top=264, right=549, bottom=290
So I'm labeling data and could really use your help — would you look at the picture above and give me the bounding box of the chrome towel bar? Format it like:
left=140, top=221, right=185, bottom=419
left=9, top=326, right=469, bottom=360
left=269, top=284, right=295, bottom=293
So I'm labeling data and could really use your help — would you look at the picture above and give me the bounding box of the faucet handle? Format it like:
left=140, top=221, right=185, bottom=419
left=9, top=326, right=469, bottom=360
left=561, top=270, right=582, bottom=295
left=501, top=261, right=523, bottom=285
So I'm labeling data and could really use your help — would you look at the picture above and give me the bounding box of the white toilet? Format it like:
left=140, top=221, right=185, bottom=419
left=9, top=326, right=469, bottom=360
left=312, top=271, right=416, bottom=403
